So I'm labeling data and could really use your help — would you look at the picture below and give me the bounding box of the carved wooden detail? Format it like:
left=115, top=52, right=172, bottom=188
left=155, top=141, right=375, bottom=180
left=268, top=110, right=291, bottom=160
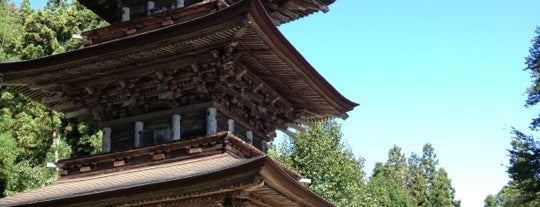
left=212, top=57, right=294, bottom=138
left=34, top=41, right=296, bottom=141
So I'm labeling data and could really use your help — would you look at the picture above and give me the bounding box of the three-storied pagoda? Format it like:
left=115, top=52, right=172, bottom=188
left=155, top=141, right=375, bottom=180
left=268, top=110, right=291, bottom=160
left=0, top=0, right=357, bottom=206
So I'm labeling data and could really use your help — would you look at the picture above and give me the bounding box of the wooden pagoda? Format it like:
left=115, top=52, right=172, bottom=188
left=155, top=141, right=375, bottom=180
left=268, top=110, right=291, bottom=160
left=0, top=0, right=357, bottom=206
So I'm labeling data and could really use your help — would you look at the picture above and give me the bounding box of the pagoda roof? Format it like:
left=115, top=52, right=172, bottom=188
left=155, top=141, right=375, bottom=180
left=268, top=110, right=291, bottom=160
left=78, top=0, right=336, bottom=24
left=0, top=0, right=356, bottom=126
left=0, top=132, right=334, bottom=207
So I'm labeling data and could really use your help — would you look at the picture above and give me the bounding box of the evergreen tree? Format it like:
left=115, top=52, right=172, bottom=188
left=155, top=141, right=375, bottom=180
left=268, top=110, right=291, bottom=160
left=490, top=27, right=540, bottom=207
left=432, top=168, right=460, bottom=207
left=484, top=185, right=529, bottom=207
left=419, top=144, right=460, bottom=207
left=382, top=145, right=408, bottom=188
left=0, top=1, right=106, bottom=196
left=505, top=129, right=540, bottom=206
left=359, top=162, right=416, bottom=207
left=407, top=152, right=430, bottom=206
left=392, top=144, right=460, bottom=207
left=525, top=27, right=540, bottom=122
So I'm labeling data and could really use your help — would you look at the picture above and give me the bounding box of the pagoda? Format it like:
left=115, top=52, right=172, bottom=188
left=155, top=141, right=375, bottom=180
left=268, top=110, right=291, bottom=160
left=0, top=0, right=357, bottom=206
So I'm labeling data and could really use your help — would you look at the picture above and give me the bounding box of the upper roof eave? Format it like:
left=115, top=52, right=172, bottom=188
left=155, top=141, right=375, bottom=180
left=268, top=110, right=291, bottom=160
left=0, top=0, right=356, bottom=121
left=242, top=0, right=358, bottom=116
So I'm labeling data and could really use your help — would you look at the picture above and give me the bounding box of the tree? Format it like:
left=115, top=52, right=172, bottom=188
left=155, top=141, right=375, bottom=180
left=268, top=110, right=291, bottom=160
left=8, top=0, right=106, bottom=60
left=525, top=27, right=540, bottom=125
left=270, top=120, right=365, bottom=207
left=431, top=168, right=460, bottom=207
left=359, top=162, right=416, bottom=207
left=407, top=152, right=430, bottom=206
left=484, top=186, right=523, bottom=207
left=383, top=144, right=460, bottom=207
left=0, top=132, right=18, bottom=197
left=0, top=0, right=22, bottom=61
left=0, top=0, right=107, bottom=196
left=418, top=144, right=460, bottom=207
left=489, top=27, right=540, bottom=207
left=504, top=129, right=540, bottom=206
left=382, top=145, right=408, bottom=188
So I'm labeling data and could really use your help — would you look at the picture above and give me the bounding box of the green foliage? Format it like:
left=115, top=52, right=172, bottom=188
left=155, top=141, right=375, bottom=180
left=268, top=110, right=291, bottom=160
left=492, top=29, right=540, bottom=206
left=484, top=184, right=536, bottom=207
left=431, top=168, right=460, bottom=207
left=271, top=121, right=460, bottom=207
left=0, top=1, right=107, bottom=197
left=381, top=144, right=460, bottom=207
left=0, top=88, right=60, bottom=196
left=360, top=170, right=416, bottom=207
left=270, top=120, right=365, bottom=207
left=4, top=0, right=106, bottom=60
left=503, top=129, right=540, bottom=206
left=525, top=28, right=540, bottom=112
left=0, top=132, right=18, bottom=197
left=407, top=152, right=430, bottom=206
left=0, top=88, right=101, bottom=197
left=382, top=145, right=408, bottom=187
left=0, top=89, right=61, bottom=162
left=484, top=194, right=500, bottom=207
left=3, top=160, right=56, bottom=197
left=0, top=0, right=22, bottom=61
left=62, top=121, right=102, bottom=157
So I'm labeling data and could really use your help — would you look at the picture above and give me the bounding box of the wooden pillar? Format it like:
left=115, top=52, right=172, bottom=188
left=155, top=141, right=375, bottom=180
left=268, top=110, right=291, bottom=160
left=176, top=0, right=184, bottom=8
left=122, top=7, right=130, bottom=22
left=228, top=119, right=235, bottom=134
left=102, top=127, right=111, bottom=153
left=134, top=121, right=144, bottom=147
left=261, top=140, right=267, bottom=153
left=206, top=107, right=217, bottom=135
left=147, top=1, right=154, bottom=16
left=246, top=131, right=253, bottom=145
left=172, top=114, right=181, bottom=140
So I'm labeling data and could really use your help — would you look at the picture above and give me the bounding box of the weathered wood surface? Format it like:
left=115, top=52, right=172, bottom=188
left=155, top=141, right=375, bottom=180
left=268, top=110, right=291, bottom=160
left=0, top=0, right=357, bottom=141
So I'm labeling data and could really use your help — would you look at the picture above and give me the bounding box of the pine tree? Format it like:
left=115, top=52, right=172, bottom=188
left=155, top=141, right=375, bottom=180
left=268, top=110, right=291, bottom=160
left=432, top=168, right=460, bottom=207
left=505, top=129, right=540, bottom=206
left=403, top=144, right=460, bottom=207
left=486, top=26, right=540, bottom=207
left=407, top=152, right=430, bottom=206
left=360, top=162, right=416, bottom=207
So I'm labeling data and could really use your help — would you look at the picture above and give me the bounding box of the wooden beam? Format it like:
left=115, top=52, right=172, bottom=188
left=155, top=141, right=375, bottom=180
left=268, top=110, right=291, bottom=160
left=42, top=94, right=66, bottom=104
left=234, top=27, right=248, bottom=39
left=70, top=54, right=213, bottom=87
left=52, top=101, right=77, bottom=111
left=65, top=108, right=89, bottom=119
left=102, top=102, right=212, bottom=127
left=277, top=7, right=299, bottom=19
left=270, top=11, right=290, bottom=23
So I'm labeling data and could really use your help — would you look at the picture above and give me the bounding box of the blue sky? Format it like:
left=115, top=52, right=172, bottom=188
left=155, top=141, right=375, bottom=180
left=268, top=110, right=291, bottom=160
left=278, top=1, right=540, bottom=206
left=16, top=0, right=540, bottom=206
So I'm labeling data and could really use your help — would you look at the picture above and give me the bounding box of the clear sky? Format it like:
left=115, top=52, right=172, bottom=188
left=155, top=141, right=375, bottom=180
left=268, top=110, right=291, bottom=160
left=278, top=1, right=540, bottom=206
left=16, top=0, right=540, bottom=206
